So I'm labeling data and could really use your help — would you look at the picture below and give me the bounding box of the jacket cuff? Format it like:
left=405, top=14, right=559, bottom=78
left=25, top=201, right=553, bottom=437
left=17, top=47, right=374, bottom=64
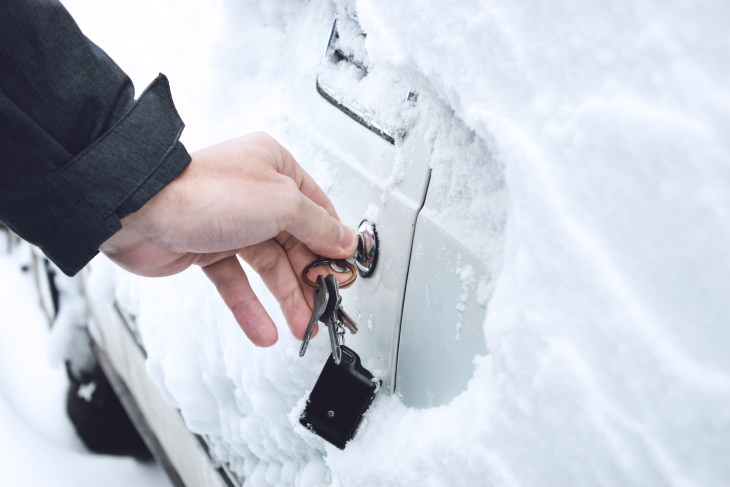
left=43, top=74, right=191, bottom=275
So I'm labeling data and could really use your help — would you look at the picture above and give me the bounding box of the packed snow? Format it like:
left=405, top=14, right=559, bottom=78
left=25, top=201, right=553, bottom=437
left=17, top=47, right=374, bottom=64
left=18, top=0, right=730, bottom=486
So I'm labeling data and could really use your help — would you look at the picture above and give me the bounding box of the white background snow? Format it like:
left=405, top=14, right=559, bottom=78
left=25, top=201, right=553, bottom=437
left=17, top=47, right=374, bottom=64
left=1, top=0, right=729, bottom=486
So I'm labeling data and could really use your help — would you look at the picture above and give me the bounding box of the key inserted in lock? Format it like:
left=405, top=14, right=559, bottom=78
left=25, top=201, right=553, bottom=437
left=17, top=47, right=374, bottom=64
left=355, top=220, right=378, bottom=278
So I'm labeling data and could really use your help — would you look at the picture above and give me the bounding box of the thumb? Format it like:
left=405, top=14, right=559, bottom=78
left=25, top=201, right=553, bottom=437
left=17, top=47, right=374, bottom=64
left=286, top=197, right=358, bottom=258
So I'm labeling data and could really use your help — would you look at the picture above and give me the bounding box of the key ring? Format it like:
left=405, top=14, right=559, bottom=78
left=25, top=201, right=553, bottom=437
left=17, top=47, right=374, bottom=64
left=302, top=259, right=357, bottom=289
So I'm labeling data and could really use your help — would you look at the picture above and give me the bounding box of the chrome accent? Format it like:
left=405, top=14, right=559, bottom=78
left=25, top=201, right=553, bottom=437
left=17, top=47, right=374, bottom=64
left=355, top=220, right=378, bottom=278
left=316, top=19, right=415, bottom=144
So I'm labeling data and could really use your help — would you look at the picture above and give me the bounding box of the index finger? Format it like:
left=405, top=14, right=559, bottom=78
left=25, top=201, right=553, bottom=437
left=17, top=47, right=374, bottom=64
left=284, top=194, right=358, bottom=259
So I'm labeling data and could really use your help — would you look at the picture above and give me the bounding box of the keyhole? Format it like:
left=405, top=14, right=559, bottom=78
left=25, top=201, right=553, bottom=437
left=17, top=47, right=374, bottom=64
left=355, top=220, right=378, bottom=278
left=327, top=410, right=335, bottom=418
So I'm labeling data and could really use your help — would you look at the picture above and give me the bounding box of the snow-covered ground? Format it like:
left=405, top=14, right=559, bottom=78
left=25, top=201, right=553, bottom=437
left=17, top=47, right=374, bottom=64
left=0, top=244, right=171, bottom=486
left=4, top=0, right=729, bottom=486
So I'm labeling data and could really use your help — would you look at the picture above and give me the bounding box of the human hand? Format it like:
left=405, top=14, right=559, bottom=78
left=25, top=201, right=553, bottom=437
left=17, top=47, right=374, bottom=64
left=100, top=132, right=358, bottom=347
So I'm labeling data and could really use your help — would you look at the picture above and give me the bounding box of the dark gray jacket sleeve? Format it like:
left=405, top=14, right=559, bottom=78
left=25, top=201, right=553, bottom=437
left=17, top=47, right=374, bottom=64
left=0, top=0, right=192, bottom=275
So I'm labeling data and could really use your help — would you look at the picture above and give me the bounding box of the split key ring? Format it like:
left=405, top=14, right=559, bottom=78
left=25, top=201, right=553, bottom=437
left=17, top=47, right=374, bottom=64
left=301, top=259, right=357, bottom=289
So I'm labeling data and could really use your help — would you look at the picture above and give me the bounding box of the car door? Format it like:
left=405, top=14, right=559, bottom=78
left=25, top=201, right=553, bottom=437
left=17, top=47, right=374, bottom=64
left=293, top=16, right=506, bottom=407
left=290, top=17, right=431, bottom=397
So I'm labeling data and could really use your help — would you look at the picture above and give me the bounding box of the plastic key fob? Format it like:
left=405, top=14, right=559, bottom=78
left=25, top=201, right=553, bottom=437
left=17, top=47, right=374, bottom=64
left=300, top=346, right=379, bottom=449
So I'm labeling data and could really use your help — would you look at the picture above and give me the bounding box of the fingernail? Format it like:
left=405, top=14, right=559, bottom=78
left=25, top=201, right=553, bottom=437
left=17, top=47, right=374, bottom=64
left=340, top=224, right=357, bottom=251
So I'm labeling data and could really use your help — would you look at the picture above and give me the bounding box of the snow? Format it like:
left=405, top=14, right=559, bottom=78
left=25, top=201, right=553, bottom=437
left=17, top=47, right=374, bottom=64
left=9, top=0, right=730, bottom=486
left=0, top=244, right=171, bottom=486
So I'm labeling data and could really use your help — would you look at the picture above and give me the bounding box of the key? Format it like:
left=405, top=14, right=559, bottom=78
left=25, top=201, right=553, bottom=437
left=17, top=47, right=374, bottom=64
left=334, top=295, right=359, bottom=334
left=299, top=274, right=329, bottom=357
left=300, top=345, right=380, bottom=449
left=319, top=265, right=358, bottom=334
left=323, top=275, right=343, bottom=364
left=326, top=317, right=342, bottom=364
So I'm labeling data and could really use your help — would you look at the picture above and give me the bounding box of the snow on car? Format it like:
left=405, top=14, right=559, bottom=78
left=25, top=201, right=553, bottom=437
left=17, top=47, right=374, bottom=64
left=39, top=0, right=730, bottom=486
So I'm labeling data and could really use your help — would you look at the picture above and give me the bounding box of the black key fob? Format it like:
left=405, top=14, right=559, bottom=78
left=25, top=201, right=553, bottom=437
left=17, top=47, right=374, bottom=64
left=300, top=346, right=379, bottom=449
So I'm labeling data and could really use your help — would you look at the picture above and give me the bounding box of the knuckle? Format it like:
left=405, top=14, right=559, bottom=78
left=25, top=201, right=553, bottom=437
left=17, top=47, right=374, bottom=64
left=280, top=183, right=307, bottom=227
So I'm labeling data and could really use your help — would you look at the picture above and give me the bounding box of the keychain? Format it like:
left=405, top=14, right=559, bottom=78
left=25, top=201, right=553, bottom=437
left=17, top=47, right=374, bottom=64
left=300, top=345, right=379, bottom=449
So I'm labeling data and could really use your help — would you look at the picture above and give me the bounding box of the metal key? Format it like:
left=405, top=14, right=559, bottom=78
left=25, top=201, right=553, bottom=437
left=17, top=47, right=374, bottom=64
left=334, top=295, right=359, bottom=335
left=299, top=275, right=329, bottom=357
left=326, top=318, right=342, bottom=364
left=326, top=268, right=358, bottom=334
left=323, top=275, right=344, bottom=364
